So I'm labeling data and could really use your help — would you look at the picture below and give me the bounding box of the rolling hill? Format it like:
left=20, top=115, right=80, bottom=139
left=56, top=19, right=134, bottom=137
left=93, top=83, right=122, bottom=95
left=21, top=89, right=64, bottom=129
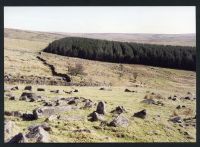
left=4, top=28, right=196, bottom=143
left=5, top=28, right=196, bottom=47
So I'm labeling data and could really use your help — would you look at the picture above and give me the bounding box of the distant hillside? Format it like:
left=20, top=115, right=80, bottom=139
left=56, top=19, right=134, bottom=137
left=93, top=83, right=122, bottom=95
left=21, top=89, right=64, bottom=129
left=43, top=37, right=196, bottom=71
left=5, top=28, right=196, bottom=46
left=4, top=28, right=66, bottom=42
left=58, top=33, right=196, bottom=47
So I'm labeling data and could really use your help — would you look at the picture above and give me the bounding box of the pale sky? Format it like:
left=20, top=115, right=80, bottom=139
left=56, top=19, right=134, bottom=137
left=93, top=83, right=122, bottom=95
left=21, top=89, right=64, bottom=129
left=4, top=6, right=196, bottom=34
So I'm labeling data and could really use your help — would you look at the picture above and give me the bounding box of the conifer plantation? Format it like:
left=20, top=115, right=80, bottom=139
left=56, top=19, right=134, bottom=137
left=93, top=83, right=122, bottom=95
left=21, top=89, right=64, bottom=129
left=43, top=37, right=196, bottom=71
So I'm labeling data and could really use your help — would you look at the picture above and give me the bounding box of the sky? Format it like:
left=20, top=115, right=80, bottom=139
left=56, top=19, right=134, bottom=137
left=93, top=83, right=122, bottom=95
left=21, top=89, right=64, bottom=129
left=4, top=6, right=196, bottom=34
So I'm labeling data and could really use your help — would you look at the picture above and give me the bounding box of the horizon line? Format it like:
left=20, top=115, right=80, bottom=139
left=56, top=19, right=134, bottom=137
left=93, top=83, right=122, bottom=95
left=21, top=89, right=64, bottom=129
left=4, top=27, right=196, bottom=35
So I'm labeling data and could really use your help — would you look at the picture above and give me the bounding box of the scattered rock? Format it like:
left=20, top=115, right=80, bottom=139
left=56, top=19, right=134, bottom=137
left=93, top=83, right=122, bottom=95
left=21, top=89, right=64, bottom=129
left=82, top=99, right=93, bottom=109
left=9, top=96, right=16, bottom=100
left=37, top=88, right=45, bottom=91
left=28, top=123, right=52, bottom=132
left=180, top=93, right=195, bottom=101
left=7, top=133, right=27, bottom=143
left=22, top=113, right=36, bottom=121
left=33, top=107, right=55, bottom=119
left=43, top=101, right=53, bottom=106
left=176, top=105, right=186, bottom=109
left=99, top=87, right=112, bottom=91
left=73, top=89, right=78, bottom=92
left=63, top=90, right=72, bottom=94
left=11, top=86, right=19, bottom=91
left=184, top=96, right=191, bottom=100
left=4, top=111, right=22, bottom=117
left=124, top=89, right=132, bottom=92
left=50, top=90, right=59, bottom=93
left=4, top=111, right=12, bottom=116
left=172, top=97, right=176, bottom=101
left=19, top=92, right=41, bottom=102
left=24, top=86, right=32, bottom=91
left=133, top=109, right=147, bottom=119
left=109, top=115, right=129, bottom=127
left=4, top=120, right=16, bottom=134
left=96, top=101, right=106, bottom=115
left=110, top=106, right=127, bottom=114
left=33, top=105, right=77, bottom=119
left=169, top=116, right=182, bottom=123
left=88, top=111, right=104, bottom=121
left=141, top=99, right=155, bottom=105
left=26, top=126, right=50, bottom=143
left=68, top=98, right=79, bottom=105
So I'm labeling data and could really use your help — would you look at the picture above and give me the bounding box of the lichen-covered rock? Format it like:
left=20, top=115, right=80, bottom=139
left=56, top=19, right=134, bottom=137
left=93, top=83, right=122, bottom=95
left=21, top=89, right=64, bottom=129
left=109, top=115, right=129, bottom=127
left=26, top=126, right=50, bottom=143
left=33, top=107, right=55, bottom=119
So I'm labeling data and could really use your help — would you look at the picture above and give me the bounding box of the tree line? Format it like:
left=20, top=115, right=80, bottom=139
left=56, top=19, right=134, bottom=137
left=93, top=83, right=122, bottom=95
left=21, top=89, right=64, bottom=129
left=43, top=37, right=196, bottom=71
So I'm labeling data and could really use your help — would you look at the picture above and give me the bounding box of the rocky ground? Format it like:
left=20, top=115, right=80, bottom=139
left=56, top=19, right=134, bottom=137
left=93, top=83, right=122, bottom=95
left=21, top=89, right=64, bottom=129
left=4, top=28, right=196, bottom=143
left=4, top=84, right=196, bottom=143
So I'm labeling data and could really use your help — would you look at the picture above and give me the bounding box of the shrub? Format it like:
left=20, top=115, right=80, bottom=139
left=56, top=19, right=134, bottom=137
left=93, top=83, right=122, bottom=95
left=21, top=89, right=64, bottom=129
left=68, top=63, right=85, bottom=76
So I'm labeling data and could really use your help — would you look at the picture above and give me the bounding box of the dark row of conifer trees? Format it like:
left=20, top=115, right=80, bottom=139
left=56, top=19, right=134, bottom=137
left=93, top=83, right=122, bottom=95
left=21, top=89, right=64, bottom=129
left=43, top=37, right=196, bottom=71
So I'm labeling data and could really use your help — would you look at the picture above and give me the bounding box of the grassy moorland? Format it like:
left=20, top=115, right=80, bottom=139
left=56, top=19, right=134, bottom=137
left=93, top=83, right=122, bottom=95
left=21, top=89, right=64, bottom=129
left=4, top=28, right=196, bottom=143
